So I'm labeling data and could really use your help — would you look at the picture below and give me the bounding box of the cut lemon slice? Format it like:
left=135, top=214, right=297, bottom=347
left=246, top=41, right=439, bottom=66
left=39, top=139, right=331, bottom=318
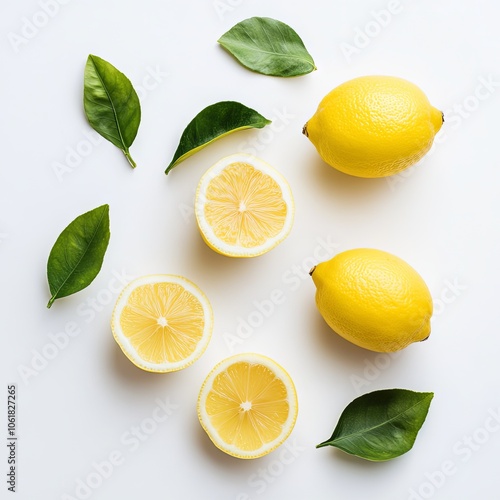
left=111, top=275, right=213, bottom=372
left=195, top=154, right=294, bottom=258
left=197, top=353, right=298, bottom=459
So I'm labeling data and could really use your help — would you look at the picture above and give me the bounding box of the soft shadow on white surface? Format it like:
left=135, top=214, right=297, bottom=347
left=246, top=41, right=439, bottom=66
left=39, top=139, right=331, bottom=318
left=318, top=445, right=397, bottom=469
left=306, top=304, right=411, bottom=395
left=109, top=338, right=181, bottom=390
left=186, top=222, right=272, bottom=286
left=310, top=310, right=364, bottom=368
left=308, top=303, right=399, bottom=375
left=304, top=155, right=391, bottom=207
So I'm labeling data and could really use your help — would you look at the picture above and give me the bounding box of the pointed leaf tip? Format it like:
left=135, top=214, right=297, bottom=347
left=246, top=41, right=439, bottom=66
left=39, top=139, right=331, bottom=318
left=317, top=389, right=434, bottom=461
left=84, top=55, right=141, bottom=168
left=218, top=17, right=316, bottom=77
left=165, top=101, right=271, bottom=174
left=46, top=204, right=110, bottom=307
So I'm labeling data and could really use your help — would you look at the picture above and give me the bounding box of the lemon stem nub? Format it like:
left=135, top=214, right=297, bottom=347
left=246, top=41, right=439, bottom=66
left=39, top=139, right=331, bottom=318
left=309, top=266, right=316, bottom=276
left=302, top=123, right=309, bottom=137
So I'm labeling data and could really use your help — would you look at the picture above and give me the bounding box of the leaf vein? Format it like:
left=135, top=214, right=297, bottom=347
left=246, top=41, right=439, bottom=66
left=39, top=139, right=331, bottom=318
left=89, top=56, right=128, bottom=150
left=332, top=398, right=430, bottom=444
left=50, top=208, right=107, bottom=302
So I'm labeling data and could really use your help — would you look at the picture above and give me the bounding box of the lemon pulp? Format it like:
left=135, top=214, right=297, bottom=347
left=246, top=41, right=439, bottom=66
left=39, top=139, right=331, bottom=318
left=204, top=162, right=287, bottom=248
left=112, top=275, right=213, bottom=372
left=198, top=353, right=298, bottom=458
left=119, top=282, right=205, bottom=364
left=195, top=154, right=294, bottom=258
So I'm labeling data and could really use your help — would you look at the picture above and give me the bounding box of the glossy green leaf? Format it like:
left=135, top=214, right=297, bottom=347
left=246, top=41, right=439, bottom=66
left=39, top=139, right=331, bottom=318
left=84, top=55, right=141, bottom=168
left=165, top=101, right=271, bottom=174
left=218, top=17, right=316, bottom=77
left=47, top=205, right=110, bottom=308
left=317, top=389, right=434, bottom=461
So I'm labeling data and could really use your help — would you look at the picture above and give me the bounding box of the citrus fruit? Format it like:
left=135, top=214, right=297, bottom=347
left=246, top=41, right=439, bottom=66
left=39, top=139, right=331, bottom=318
left=303, top=75, right=443, bottom=178
left=111, top=275, right=213, bottom=372
left=195, top=153, right=294, bottom=258
left=310, top=249, right=433, bottom=352
left=197, top=353, right=298, bottom=459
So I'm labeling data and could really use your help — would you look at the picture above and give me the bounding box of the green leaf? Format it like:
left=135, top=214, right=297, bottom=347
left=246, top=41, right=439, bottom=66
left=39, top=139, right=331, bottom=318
left=218, top=17, right=316, bottom=77
left=47, top=205, right=110, bottom=308
left=317, top=389, right=434, bottom=461
left=165, top=101, right=271, bottom=174
left=84, top=55, right=141, bottom=168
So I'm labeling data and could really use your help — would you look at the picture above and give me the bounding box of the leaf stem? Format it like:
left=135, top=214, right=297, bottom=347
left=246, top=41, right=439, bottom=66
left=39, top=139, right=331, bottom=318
left=123, top=149, right=137, bottom=168
left=47, top=295, right=56, bottom=309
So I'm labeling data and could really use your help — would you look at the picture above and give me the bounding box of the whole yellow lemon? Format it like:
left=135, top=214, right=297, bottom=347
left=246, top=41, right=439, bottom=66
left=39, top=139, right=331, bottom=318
left=310, top=248, right=433, bottom=352
left=303, top=76, right=443, bottom=178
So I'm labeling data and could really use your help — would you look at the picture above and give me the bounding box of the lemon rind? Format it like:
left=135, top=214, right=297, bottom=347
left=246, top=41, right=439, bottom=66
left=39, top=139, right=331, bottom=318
left=195, top=153, right=295, bottom=258
left=111, top=274, right=213, bottom=373
left=197, top=352, right=298, bottom=459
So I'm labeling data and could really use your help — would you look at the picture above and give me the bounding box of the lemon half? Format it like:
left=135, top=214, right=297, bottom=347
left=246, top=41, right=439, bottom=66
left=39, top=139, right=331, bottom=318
left=195, top=154, right=294, bottom=258
left=111, top=275, right=213, bottom=372
left=197, top=353, right=298, bottom=459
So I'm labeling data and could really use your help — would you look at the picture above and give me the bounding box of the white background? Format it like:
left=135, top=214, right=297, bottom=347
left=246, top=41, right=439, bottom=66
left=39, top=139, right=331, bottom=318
left=1, top=1, right=500, bottom=499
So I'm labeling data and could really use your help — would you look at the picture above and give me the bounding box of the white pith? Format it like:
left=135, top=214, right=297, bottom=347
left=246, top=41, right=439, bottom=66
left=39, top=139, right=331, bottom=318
left=197, top=353, right=298, bottom=459
left=111, top=274, right=213, bottom=372
left=195, top=153, right=295, bottom=257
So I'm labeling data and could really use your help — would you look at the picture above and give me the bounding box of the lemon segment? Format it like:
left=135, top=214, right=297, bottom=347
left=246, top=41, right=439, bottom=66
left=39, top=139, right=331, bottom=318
left=111, top=275, right=213, bottom=372
left=198, top=353, right=298, bottom=459
left=195, top=154, right=294, bottom=258
left=311, top=249, right=433, bottom=352
left=304, top=75, right=443, bottom=178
